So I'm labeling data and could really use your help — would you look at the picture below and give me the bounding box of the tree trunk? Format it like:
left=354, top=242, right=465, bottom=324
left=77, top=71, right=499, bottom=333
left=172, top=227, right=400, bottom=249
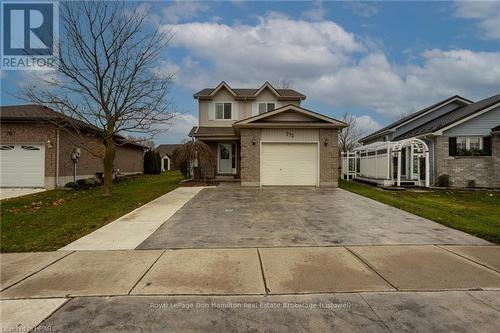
left=102, top=136, right=116, bottom=196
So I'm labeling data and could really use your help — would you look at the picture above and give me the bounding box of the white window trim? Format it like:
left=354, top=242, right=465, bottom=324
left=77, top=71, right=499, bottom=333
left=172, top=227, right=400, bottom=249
left=257, top=101, right=277, bottom=114
left=214, top=101, right=234, bottom=121
left=456, top=136, right=483, bottom=150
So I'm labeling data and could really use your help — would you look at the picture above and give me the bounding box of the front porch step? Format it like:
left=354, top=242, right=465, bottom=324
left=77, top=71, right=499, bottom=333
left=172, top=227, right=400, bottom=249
left=215, top=175, right=240, bottom=182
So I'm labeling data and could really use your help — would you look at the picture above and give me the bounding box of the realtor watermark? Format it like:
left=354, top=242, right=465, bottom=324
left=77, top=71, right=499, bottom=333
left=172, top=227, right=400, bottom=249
left=1, top=1, right=59, bottom=70
left=150, top=301, right=352, bottom=311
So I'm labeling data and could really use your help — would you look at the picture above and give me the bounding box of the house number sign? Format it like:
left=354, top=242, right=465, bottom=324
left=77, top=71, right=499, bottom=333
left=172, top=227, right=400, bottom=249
left=286, top=131, right=295, bottom=138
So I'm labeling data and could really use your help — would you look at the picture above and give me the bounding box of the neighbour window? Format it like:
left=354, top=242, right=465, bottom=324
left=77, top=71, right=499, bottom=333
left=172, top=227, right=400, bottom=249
left=457, top=137, right=483, bottom=152
left=456, top=137, right=467, bottom=151
left=258, top=102, right=275, bottom=114
left=215, top=103, right=232, bottom=120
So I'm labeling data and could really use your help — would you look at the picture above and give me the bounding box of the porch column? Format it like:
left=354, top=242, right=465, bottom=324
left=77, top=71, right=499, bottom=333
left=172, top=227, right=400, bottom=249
left=425, top=150, right=430, bottom=187
left=397, top=150, right=401, bottom=187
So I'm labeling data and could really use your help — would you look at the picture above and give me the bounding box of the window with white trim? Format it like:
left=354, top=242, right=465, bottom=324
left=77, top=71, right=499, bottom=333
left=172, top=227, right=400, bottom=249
left=457, top=137, right=483, bottom=151
left=258, top=102, right=276, bottom=114
left=215, top=102, right=232, bottom=120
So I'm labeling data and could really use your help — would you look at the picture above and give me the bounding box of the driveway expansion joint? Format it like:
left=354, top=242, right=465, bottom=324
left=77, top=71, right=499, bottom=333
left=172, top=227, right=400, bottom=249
left=344, top=247, right=399, bottom=291
left=256, top=248, right=271, bottom=294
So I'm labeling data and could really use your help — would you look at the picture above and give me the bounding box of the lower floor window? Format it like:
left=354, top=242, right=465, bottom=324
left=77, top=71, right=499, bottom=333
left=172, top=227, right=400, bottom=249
left=457, top=136, right=483, bottom=152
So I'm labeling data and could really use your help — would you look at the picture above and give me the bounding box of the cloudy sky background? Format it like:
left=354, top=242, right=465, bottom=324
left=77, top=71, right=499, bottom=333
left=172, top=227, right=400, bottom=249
left=2, top=1, right=500, bottom=143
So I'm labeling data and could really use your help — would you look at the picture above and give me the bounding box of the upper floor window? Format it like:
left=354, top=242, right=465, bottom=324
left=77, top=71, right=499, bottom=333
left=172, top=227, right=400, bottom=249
left=215, top=102, right=232, bottom=120
left=258, top=102, right=275, bottom=114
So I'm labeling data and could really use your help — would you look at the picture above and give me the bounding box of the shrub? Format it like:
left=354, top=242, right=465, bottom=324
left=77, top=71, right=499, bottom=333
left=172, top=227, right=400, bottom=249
left=437, top=174, right=452, bottom=187
left=65, top=181, right=78, bottom=189
left=467, top=179, right=476, bottom=188
left=144, top=149, right=161, bottom=174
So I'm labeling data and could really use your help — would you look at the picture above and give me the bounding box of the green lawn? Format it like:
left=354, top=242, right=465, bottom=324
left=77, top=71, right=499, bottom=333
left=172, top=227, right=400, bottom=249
left=1, top=171, right=184, bottom=252
left=339, top=179, right=500, bottom=244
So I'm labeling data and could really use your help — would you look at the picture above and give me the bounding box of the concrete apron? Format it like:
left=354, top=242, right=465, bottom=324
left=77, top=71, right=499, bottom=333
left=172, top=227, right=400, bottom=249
left=59, top=187, right=210, bottom=251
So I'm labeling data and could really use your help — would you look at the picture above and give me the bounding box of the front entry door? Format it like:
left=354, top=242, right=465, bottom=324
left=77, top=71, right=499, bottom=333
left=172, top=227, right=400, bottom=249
left=218, top=143, right=232, bottom=174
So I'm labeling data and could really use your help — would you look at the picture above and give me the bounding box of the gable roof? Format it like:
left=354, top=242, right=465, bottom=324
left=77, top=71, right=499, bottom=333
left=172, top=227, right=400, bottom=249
left=233, top=104, right=347, bottom=128
left=188, top=126, right=236, bottom=138
left=193, top=82, right=306, bottom=100
left=0, top=104, right=146, bottom=149
left=395, top=93, right=500, bottom=140
left=360, top=95, right=472, bottom=142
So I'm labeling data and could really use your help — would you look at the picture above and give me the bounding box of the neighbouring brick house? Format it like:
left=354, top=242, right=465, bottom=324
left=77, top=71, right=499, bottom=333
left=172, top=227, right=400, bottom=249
left=356, top=93, right=500, bottom=188
left=189, top=81, right=346, bottom=187
left=0, top=105, right=145, bottom=189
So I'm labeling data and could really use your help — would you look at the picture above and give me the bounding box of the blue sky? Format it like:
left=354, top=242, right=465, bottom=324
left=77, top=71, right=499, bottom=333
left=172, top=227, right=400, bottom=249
left=2, top=1, right=500, bottom=143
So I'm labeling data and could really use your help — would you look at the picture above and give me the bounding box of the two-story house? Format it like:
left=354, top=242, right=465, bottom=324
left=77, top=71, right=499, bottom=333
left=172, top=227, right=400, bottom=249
left=189, top=82, right=346, bottom=187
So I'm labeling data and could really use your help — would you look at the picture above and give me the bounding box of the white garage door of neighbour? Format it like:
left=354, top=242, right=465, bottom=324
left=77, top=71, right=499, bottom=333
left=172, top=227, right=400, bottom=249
left=0, top=144, right=45, bottom=187
left=261, top=143, right=318, bottom=186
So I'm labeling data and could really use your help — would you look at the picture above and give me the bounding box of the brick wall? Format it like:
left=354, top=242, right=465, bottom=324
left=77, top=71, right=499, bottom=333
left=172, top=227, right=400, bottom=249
left=319, top=128, right=340, bottom=187
left=1, top=122, right=144, bottom=188
left=240, top=128, right=261, bottom=186
left=435, top=135, right=497, bottom=188
left=492, top=134, right=500, bottom=188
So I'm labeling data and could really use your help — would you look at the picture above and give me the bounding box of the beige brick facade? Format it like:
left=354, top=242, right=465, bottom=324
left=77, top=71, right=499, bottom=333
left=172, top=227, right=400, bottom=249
left=239, top=128, right=340, bottom=187
left=319, top=129, right=340, bottom=187
left=240, top=129, right=261, bottom=186
left=434, top=135, right=498, bottom=188
left=1, top=122, right=144, bottom=189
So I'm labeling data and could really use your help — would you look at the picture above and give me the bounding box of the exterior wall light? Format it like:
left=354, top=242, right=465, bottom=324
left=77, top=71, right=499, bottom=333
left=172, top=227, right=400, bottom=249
left=252, top=136, right=257, bottom=145
left=47, top=139, right=53, bottom=148
left=324, top=137, right=329, bottom=146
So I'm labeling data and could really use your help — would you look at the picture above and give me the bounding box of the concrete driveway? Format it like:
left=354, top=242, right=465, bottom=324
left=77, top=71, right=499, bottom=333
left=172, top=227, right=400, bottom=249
left=138, top=184, right=488, bottom=249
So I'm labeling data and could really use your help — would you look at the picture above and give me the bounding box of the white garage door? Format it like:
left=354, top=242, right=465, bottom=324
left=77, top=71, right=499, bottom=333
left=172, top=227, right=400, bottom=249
left=261, top=143, right=318, bottom=186
left=0, top=144, right=45, bottom=187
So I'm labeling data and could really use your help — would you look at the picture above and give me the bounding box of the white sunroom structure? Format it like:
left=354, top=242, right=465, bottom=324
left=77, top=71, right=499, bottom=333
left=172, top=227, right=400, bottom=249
left=341, top=138, right=430, bottom=187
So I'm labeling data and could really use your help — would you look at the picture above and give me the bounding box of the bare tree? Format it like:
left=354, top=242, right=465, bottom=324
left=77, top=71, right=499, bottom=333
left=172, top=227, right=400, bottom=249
left=23, top=1, right=175, bottom=196
left=271, top=78, right=293, bottom=89
left=338, top=112, right=362, bottom=152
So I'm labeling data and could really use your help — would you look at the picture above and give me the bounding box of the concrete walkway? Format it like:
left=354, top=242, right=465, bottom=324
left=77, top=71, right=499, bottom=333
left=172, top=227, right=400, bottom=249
left=60, top=187, right=209, bottom=251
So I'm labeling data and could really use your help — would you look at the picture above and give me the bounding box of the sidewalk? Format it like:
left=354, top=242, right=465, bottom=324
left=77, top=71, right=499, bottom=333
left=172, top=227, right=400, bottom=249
left=1, top=245, right=499, bottom=331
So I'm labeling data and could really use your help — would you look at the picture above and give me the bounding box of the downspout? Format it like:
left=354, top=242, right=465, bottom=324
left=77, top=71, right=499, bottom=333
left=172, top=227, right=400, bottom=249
left=56, top=129, right=60, bottom=187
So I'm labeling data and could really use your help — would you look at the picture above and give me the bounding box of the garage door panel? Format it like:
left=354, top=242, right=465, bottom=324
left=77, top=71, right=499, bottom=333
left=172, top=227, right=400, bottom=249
left=0, top=144, right=45, bottom=187
left=262, top=143, right=318, bottom=186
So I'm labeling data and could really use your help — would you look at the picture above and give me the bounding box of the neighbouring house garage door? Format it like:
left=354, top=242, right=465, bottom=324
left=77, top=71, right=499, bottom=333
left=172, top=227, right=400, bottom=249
left=0, top=144, right=45, bottom=187
left=261, top=143, right=318, bottom=186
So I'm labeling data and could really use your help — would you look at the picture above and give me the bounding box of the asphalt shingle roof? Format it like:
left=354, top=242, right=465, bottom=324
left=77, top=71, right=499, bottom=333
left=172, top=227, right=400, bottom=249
left=193, top=87, right=306, bottom=99
left=0, top=104, right=146, bottom=149
left=360, top=95, right=472, bottom=142
left=395, top=93, right=500, bottom=140
left=188, top=126, right=236, bottom=137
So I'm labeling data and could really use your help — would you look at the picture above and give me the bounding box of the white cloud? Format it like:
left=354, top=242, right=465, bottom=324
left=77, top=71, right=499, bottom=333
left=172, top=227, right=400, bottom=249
left=347, top=2, right=379, bottom=18
left=302, top=1, right=326, bottom=21
left=160, top=13, right=364, bottom=88
left=158, top=13, right=500, bottom=120
left=355, top=115, right=382, bottom=136
left=454, top=1, right=500, bottom=39
left=161, top=1, right=210, bottom=24
left=155, top=113, right=198, bottom=144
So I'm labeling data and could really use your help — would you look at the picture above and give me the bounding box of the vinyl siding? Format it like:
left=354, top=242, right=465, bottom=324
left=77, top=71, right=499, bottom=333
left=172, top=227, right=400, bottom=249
left=443, top=106, right=500, bottom=136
